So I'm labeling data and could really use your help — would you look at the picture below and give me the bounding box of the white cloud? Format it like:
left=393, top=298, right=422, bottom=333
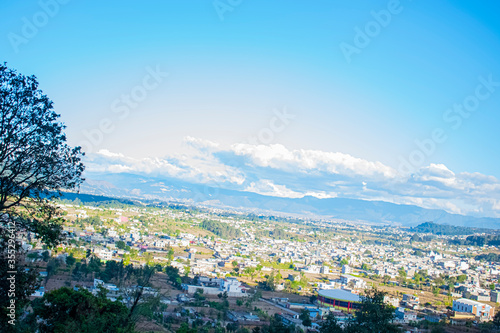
left=245, top=179, right=304, bottom=198
left=231, top=143, right=397, bottom=179
left=97, top=149, right=125, bottom=158
left=86, top=141, right=245, bottom=186
left=86, top=137, right=500, bottom=218
left=184, top=136, right=220, bottom=150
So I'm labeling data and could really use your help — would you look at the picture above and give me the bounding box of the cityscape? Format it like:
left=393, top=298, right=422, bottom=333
left=1, top=1, right=500, bottom=333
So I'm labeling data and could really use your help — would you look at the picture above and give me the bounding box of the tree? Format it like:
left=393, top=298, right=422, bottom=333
left=194, top=288, right=206, bottom=302
left=493, top=310, right=500, bottom=328
left=26, top=287, right=134, bottom=332
left=66, top=254, right=76, bottom=267
left=430, top=325, right=446, bottom=333
left=143, top=252, right=153, bottom=265
left=397, top=268, right=407, bottom=285
left=41, top=250, right=50, bottom=262
left=0, top=63, right=84, bottom=235
left=0, top=64, right=84, bottom=330
left=319, top=312, right=343, bottom=333
left=262, top=314, right=295, bottom=333
left=45, top=258, right=60, bottom=283
left=165, top=265, right=182, bottom=288
left=361, top=263, right=371, bottom=271
left=264, top=271, right=277, bottom=291
left=344, top=289, right=399, bottom=333
left=116, top=240, right=126, bottom=250
left=300, top=309, right=312, bottom=327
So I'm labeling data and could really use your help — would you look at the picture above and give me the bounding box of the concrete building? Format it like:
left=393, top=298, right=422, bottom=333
left=452, top=298, right=494, bottom=320
left=341, top=265, right=352, bottom=274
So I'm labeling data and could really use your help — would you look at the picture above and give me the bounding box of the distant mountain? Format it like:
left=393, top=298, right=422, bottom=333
left=79, top=172, right=500, bottom=229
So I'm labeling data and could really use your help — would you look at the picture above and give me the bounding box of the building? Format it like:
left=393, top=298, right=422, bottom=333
left=491, top=291, right=500, bottom=303
left=317, top=289, right=361, bottom=313
left=95, top=248, right=113, bottom=261
left=227, top=311, right=260, bottom=322
left=395, top=307, right=417, bottom=323
left=340, top=274, right=367, bottom=289
left=383, top=296, right=400, bottom=308
left=452, top=298, right=494, bottom=320
left=94, top=278, right=119, bottom=292
left=182, top=277, right=248, bottom=297
left=341, top=265, right=352, bottom=274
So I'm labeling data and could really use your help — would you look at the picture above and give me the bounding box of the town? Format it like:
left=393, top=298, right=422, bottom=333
left=21, top=197, right=500, bottom=332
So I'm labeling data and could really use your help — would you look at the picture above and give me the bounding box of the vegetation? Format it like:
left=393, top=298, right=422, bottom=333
left=318, top=289, right=399, bottom=333
left=26, top=287, right=134, bottom=332
left=200, top=219, right=242, bottom=239
left=452, top=235, right=500, bottom=246
left=412, top=221, right=492, bottom=236
left=0, top=63, right=84, bottom=330
left=476, top=252, right=500, bottom=263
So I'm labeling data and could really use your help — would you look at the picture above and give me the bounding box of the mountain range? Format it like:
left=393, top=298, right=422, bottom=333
left=78, top=172, right=500, bottom=229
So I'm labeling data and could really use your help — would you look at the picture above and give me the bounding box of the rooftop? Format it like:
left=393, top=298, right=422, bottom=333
left=455, top=298, right=490, bottom=307
left=318, top=289, right=361, bottom=303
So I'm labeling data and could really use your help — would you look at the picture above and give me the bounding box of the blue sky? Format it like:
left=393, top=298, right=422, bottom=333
left=2, top=1, right=500, bottom=217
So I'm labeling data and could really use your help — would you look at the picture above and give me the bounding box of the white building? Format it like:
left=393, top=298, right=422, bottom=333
left=340, top=274, right=366, bottom=289
left=182, top=277, right=248, bottom=297
left=453, top=298, right=494, bottom=320
left=341, top=265, right=352, bottom=274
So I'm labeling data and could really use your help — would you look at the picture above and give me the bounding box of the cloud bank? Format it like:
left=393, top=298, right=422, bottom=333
left=84, top=137, right=500, bottom=218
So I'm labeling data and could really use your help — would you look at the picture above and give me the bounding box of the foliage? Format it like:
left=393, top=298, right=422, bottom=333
left=26, top=287, right=134, bottom=332
left=475, top=252, right=500, bottom=263
left=318, top=289, right=399, bottom=333
left=493, top=309, right=500, bottom=328
left=0, top=63, right=84, bottom=330
left=299, top=309, right=312, bottom=327
left=346, top=289, right=399, bottom=333
left=165, top=265, right=182, bottom=288
left=259, top=271, right=278, bottom=291
left=200, top=220, right=242, bottom=239
left=0, top=63, right=84, bottom=213
left=453, top=235, right=500, bottom=246
left=261, top=314, right=295, bottom=333
left=66, top=254, right=76, bottom=267
left=319, top=312, right=344, bottom=333
left=412, top=222, right=488, bottom=236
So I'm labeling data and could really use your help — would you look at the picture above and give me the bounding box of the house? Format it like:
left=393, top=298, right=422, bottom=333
left=395, top=307, right=417, bottom=323
left=227, top=311, right=260, bottom=322
left=340, top=274, right=366, bottom=289
left=94, top=278, right=119, bottom=292
left=383, top=296, right=400, bottom=308
left=341, top=265, right=352, bottom=274
left=452, top=298, right=494, bottom=320
left=95, top=248, right=113, bottom=261
left=181, top=277, right=248, bottom=297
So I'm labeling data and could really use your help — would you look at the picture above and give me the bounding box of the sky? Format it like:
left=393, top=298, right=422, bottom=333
left=2, top=1, right=500, bottom=217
